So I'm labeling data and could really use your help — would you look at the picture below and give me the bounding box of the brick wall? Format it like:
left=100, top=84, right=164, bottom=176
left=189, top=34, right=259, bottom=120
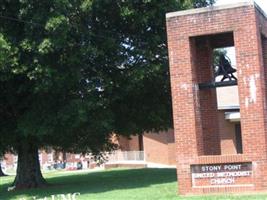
left=118, top=135, right=140, bottom=151
left=166, top=2, right=267, bottom=195
left=2, top=153, right=16, bottom=167
left=128, top=136, right=141, bottom=151
left=117, top=130, right=176, bottom=165
left=218, top=111, right=237, bottom=155
left=143, top=130, right=176, bottom=165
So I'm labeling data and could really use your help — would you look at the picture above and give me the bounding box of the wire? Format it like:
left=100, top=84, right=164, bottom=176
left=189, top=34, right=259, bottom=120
left=0, top=14, right=118, bottom=40
left=0, top=15, right=44, bottom=27
left=0, top=14, right=144, bottom=47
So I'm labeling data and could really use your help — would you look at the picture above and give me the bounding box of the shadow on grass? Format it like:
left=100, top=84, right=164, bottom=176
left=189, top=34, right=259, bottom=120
left=0, top=168, right=177, bottom=199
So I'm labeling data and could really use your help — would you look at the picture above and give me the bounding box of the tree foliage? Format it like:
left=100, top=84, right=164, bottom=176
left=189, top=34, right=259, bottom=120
left=0, top=0, right=214, bottom=188
left=213, top=48, right=227, bottom=67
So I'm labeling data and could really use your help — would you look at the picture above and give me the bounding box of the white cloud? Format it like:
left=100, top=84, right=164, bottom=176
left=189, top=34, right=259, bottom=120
left=216, top=0, right=267, bottom=13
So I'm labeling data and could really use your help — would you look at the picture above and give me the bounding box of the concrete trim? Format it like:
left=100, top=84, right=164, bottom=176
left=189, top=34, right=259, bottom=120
left=225, top=112, right=240, bottom=122
left=218, top=105, right=240, bottom=110
left=192, top=184, right=254, bottom=188
left=166, top=1, right=255, bottom=19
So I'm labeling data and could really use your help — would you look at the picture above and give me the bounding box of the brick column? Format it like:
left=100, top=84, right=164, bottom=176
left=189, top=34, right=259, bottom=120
left=194, top=38, right=221, bottom=155
left=167, top=32, right=204, bottom=195
left=166, top=2, right=267, bottom=195
left=234, top=13, right=267, bottom=190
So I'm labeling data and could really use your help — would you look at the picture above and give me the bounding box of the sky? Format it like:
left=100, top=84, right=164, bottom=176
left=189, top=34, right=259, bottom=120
left=216, top=0, right=267, bottom=13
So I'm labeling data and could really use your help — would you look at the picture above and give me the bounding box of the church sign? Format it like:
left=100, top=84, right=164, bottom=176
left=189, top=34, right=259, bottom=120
left=191, top=162, right=252, bottom=187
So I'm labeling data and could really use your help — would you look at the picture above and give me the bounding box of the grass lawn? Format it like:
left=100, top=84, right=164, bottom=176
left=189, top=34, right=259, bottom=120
left=1, top=168, right=267, bottom=200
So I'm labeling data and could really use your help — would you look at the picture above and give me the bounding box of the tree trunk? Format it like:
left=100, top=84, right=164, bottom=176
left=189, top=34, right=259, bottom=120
left=13, top=140, right=47, bottom=189
left=0, top=162, right=7, bottom=176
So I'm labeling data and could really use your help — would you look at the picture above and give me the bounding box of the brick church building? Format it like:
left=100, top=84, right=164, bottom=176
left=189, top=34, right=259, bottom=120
left=1, top=129, right=176, bottom=172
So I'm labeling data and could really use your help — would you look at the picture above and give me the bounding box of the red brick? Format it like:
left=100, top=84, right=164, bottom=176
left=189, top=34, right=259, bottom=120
left=166, top=2, right=267, bottom=195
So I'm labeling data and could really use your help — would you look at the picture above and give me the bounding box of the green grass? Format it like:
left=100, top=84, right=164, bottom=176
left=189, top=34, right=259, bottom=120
left=1, top=168, right=267, bottom=200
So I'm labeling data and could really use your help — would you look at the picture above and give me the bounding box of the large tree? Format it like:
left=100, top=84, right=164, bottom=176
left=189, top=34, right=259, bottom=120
left=0, top=0, right=214, bottom=189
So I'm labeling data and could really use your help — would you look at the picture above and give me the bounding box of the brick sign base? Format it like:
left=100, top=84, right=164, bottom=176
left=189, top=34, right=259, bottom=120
left=166, top=1, right=267, bottom=195
left=191, top=163, right=252, bottom=188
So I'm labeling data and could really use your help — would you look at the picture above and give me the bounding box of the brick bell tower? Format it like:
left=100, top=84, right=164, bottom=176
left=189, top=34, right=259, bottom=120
left=166, top=1, right=267, bottom=195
